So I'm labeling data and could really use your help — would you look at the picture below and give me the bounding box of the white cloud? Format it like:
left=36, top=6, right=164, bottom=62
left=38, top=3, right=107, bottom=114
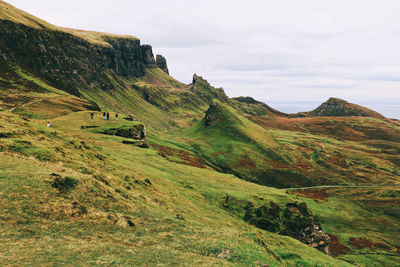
left=5, top=0, right=400, bottom=118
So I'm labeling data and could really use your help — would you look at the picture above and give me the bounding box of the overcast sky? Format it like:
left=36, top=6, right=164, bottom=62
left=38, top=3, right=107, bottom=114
left=6, top=0, right=400, bottom=118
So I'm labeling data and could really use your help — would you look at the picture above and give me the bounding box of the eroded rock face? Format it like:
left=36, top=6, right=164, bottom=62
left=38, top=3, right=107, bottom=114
left=141, top=44, right=156, bottom=67
left=0, top=20, right=161, bottom=96
left=156, top=54, right=169, bottom=74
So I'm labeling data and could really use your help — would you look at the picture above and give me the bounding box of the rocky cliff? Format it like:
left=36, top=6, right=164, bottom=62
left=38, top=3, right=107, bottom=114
left=0, top=5, right=168, bottom=97
left=156, top=55, right=169, bottom=74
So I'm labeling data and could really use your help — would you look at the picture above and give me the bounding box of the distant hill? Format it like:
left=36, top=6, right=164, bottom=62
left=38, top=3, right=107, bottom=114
left=299, top=97, right=386, bottom=119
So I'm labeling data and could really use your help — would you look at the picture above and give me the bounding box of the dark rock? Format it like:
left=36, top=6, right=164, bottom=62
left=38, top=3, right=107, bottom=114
left=138, top=142, right=149, bottom=148
left=141, top=44, right=156, bottom=67
left=156, top=54, right=169, bottom=74
left=104, top=124, right=146, bottom=140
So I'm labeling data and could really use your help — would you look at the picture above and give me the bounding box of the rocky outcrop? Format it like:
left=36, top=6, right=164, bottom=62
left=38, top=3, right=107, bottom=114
left=284, top=203, right=331, bottom=254
left=192, top=73, right=210, bottom=86
left=191, top=74, right=229, bottom=102
left=141, top=44, right=156, bottom=67
left=156, top=54, right=169, bottom=74
left=227, top=199, right=331, bottom=254
left=103, top=124, right=146, bottom=140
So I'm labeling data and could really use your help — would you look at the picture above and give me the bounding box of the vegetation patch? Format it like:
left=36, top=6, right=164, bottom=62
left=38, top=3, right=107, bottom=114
left=327, top=234, right=352, bottom=256
left=50, top=173, right=78, bottom=193
left=290, top=189, right=329, bottom=202
left=152, top=144, right=204, bottom=168
left=348, top=237, right=390, bottom=251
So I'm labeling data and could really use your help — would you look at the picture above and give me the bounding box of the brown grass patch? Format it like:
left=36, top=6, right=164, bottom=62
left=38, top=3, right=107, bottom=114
left=327, top=234, right=351, bottom=256
left=290, top=189, right=328, bottom=201
left=152, top=144, right=205, bottom=168
left=348, top=237, right=391, bottom=251
left=234, top=157, right=257, bottom=170
left=328, top=156, right=346, bottom=168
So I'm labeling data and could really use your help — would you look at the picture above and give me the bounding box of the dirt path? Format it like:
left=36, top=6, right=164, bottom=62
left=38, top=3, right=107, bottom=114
left=281, top=184, right=400, bottom=191
left=9, top=98, right=43, bottom=112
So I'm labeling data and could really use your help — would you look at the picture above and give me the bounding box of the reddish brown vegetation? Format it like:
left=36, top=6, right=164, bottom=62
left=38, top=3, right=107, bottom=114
left=296, top=146, right=314, bottom=153
left=290, top=189, right=328, bottom=201
left=328, top=156, right=346, bottom=168
left=327, top=234, right=352, bottom=256
left=293, top=159, right=312, bottom=175
left=151, top=144, right=205, bottom=168
left=349, top=237, right=391, bottom=251
left=234, top=157, right=257, bottom=170
left=267, top=160, right=289, bottom=169
left=360, top=199, right=400, bottom=208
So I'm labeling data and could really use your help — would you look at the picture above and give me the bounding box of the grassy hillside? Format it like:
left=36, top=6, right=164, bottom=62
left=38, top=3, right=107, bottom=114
left=1, top=1, right=400, bottom=265
left=0, top=110, right=353, bottom=266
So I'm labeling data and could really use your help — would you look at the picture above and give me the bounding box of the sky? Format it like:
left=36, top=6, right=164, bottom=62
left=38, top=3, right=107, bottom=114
left=6, top=0, right=400, bottom=118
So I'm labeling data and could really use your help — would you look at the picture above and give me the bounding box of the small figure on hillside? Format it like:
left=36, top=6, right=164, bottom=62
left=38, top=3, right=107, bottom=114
left=106, top=112, right=110, bottom=120
left=90, top=112, right=94, bottom=120
left=103, top=112, right=106, bottom=120
left=116, top=113, right=119, bottom=121
left=46, top=122, right=51, bottom=127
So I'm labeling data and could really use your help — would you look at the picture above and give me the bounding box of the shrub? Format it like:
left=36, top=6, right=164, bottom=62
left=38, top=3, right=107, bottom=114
left=51, top=174, right=77, bottom=193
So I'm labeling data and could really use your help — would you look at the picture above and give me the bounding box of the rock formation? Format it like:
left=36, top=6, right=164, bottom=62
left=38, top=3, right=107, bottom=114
left=156, top=54, right=169, bottom=74
left=141, top=44, right=156, bottom=67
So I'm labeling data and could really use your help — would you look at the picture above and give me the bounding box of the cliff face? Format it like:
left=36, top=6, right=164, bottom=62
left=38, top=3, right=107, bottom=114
left=0, top=19, right=168, bottom=96
left=156, top=55, right=169, bottom=74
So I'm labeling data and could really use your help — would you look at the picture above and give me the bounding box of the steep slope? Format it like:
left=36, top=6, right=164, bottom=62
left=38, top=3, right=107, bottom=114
left=184, top=100, right=318, bottom=188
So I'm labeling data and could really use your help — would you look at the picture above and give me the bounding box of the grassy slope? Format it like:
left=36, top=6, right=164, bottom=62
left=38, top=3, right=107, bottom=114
left=0, top=110, right=350, bottom=266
